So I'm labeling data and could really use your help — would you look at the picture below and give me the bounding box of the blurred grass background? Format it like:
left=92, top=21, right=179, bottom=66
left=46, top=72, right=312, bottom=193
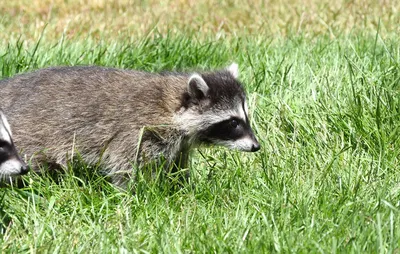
left=1, top=0, right=399, bottom=43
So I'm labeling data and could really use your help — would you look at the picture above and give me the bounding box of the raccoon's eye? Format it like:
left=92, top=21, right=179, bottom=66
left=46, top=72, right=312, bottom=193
left=230, top=119, right=239, bottom=128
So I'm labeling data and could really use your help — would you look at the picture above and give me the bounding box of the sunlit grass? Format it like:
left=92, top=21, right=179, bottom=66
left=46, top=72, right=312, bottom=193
left=0, top=33, right=400, bottom=252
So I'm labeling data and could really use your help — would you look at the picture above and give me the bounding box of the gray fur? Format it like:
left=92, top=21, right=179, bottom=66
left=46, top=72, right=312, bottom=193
left=0, top=65, right=259, bottom=188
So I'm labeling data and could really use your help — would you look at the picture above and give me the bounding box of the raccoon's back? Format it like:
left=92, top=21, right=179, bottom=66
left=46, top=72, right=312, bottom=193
left=0, top=66, right=186, bottom=160
left=1, top=66, right=165, bottom=112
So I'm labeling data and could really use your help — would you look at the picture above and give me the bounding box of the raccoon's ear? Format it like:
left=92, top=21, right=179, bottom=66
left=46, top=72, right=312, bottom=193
left=188, top=74, right=209, bottom=100
left=0, top=111, right=12, bottom=136
left=227, top=63, right=239, bottom=79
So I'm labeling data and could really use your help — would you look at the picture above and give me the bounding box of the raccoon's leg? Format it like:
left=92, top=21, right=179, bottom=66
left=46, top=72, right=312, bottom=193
left=170, top=151, right=190, bottom=185
left=106, top=160, right=136, bottom=191
left=109, top=173, right=133, bottom=190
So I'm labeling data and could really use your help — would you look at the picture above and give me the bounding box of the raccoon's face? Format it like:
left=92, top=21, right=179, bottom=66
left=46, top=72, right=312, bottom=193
left=198, top=104, right=260, bottom=152
left=178, top=63, right=260, bottom=152
left=0, top=112, right=29, bottom=178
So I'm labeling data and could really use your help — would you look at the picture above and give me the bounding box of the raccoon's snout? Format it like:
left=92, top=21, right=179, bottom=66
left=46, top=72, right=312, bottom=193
left=251, top=141, right=260, bottom=152
left=250, top=133, right=260, bottom=152
left=19, top=162, right=29, bottom=175
left=0, top=158, right=28, bottom=176
left=244, top=136, right=260, bottom=152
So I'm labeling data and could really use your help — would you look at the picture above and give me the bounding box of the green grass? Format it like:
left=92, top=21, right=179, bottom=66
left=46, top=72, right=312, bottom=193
left=1, top=32, right=400, bottom=253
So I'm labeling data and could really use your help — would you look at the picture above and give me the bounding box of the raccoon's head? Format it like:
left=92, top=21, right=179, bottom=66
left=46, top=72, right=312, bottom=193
left=177, top=63, right=260, bottom=152
left=0, top=111, right=29, bottom=178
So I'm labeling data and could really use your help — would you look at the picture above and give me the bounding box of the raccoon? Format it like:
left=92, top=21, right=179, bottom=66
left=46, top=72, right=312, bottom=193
left=0, top=63, right=260, bottom=188
left=0, top=110, right=28, bottom=179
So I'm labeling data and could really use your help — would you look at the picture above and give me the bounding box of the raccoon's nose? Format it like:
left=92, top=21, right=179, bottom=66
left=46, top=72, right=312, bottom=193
left=251, top=142, right=260, bottom=152
left=20, top=164, right=29, bottom=175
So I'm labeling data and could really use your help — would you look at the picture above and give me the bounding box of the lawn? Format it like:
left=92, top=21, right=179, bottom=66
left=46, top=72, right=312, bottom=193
left=1, top=1, right=400, bottom=253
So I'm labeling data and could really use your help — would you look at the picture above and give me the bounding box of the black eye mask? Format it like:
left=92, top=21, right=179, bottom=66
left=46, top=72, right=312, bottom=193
left=199, top=117, right=252, bottom=141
